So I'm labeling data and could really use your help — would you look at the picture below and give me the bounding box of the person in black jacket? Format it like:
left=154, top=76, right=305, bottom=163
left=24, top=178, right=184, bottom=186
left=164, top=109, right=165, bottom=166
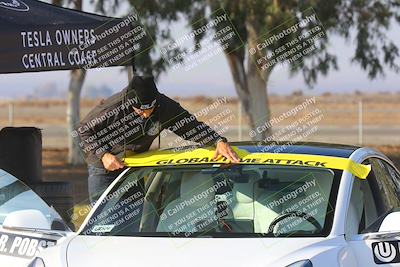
left=77, top=76, right=239, bottom=203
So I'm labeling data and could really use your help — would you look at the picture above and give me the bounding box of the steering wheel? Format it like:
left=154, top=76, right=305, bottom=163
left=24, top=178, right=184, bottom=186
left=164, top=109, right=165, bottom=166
left=267, top=211, right=322, bottom=234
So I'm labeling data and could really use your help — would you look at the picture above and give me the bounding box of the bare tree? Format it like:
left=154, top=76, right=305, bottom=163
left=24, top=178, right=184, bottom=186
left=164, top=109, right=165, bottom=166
left=52, top=0, right=86, bottom=164
left=67, top=68, right=86, bottom=164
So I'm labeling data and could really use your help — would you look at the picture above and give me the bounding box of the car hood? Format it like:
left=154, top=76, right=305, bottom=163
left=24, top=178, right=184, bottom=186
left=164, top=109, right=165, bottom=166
left=66, top=235, right=342, bottom=267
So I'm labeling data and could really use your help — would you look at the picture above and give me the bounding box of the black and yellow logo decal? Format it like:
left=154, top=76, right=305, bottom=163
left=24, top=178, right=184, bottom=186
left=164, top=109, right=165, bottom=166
left=155, top=157, right=327, bottom=167
left=124, top=147, right=371, bottom=179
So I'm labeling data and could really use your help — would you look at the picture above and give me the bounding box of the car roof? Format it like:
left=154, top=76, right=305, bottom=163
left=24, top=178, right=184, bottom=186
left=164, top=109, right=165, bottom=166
left=168, top=141, right=360, bottom=158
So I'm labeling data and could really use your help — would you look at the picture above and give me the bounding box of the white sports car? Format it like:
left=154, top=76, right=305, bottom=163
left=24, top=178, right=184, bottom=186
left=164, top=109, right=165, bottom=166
left=6, top=142, right=400, bottom=267
left=0, top=169, right=73, bottom=267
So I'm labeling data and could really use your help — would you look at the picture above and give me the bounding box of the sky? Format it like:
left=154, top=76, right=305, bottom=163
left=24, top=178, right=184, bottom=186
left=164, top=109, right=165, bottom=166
left=0, top=1, right=399, bottom=99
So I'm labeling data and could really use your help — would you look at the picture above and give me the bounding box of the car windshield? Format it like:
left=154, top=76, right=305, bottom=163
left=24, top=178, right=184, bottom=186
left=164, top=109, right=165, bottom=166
left=0, top=169, right=62, bottom=227
left=81, top=164, right=341, bottom=237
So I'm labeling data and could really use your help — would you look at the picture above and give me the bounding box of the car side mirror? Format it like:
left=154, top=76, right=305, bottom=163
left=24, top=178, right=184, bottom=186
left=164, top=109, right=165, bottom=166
left=379, top=211, right=400, bottom=232
left=3, top=209, right=51, bottom=230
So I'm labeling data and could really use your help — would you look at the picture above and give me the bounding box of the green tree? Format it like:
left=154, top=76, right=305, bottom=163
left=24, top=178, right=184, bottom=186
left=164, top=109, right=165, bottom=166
left=96, top=0, right=400, bottom=140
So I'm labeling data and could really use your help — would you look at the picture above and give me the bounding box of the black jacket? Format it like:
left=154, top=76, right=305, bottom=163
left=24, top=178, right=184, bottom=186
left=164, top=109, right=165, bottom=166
left=77, top=87, right=223, bottom=168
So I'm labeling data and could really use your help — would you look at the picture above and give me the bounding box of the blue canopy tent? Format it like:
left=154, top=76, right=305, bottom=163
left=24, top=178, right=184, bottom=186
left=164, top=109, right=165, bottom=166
left=0, top=0, right=139, bottom=73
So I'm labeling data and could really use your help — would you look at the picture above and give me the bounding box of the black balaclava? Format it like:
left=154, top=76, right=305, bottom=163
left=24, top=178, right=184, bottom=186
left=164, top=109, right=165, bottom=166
left=127, top=76, right=159, bottom=110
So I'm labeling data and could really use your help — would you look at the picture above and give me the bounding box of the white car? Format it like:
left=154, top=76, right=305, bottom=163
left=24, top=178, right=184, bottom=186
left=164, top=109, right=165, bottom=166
left=0, top=169, right=73, bottom=267
left=18, top=142, right=400, bottom=266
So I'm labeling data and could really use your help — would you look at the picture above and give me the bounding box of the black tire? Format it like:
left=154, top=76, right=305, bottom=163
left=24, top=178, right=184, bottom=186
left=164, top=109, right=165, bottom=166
left=0, top=127, right=43, bottom=185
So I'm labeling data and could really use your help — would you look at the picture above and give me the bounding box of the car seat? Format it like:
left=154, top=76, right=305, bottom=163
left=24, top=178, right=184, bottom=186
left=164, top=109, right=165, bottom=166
left=157, top=171, right=217, bottom=234
left=253, top=169, right=334, bottom=234
left=226, top=170, right=260, bottom=220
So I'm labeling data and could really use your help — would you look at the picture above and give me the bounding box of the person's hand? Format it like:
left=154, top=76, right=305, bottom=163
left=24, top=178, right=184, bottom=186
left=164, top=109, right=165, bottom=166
left=101, top=153, right=125, bottom=171
left=213, top=141, right=240, bottom=163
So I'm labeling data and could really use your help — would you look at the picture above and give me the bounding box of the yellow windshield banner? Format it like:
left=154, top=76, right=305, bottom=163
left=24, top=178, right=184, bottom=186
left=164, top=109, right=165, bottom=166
left=123, top=147, right=371, bottom=179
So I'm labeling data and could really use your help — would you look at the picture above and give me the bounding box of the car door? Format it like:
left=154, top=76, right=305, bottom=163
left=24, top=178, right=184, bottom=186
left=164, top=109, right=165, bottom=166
left=0, top=169, right=71, bottom=266
left=347, top=158, right=400, bottom=266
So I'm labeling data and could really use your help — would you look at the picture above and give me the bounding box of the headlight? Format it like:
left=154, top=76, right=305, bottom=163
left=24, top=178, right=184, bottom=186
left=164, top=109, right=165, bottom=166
left=285, top=259, right=313, bottom=267
left=28, top=257, right=46, bottom=267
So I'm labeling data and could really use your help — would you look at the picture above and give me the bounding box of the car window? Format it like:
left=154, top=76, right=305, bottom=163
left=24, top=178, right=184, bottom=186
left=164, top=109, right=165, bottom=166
left=81, top=165, right=341, bottom=238
left=0, top=169, right=62, bottom=227
left=348, top=158, right=400, bottom=234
